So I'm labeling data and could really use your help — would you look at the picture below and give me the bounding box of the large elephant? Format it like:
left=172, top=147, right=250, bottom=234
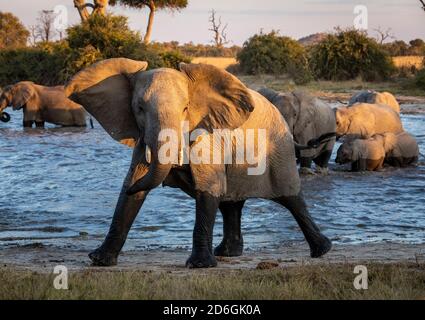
left=349, top=90, right=400, bottom=113
left=65, top=58, right=332, bottom=268
left=335, top=103, right=403, bottom=139
left=258, top=88, right=336, bottom=174
left=0, top=81, right=87, bottom=127
left=383, top=132, right=419, bottom=167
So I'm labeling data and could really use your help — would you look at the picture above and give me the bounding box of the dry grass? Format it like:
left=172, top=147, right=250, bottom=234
left=1, top=263, right=424, bottom=300
left=192, top=57, right=238, bottom=69
left=393, top=56, right=424, bottom=69
left=239, top=74, right=425, bottom=98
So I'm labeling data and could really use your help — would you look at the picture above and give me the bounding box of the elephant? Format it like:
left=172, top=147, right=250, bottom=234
left=0, top=81, right=87, bottom=128
left=258, top=88, right=336, bottom=174
left=335, top=103, right=403, bottom=139
left=383, top=132, right=419, bottom=167
left=64, top=58, right=332, bottom=268
left=335, top=132, right=419, bottom=171
left=335, top=135, right=387, bottom=171
left=349, top=90, right=400, bottom=113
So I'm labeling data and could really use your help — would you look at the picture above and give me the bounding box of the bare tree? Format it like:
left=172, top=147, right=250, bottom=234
left=374, top=27, right=395, bottom=44
left=209, top=9, right=230, bottom=48
left=35, top=10, right=56, bottom=42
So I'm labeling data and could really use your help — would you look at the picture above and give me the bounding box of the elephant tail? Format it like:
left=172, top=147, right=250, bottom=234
left=294, top=132, right=336, bottom=150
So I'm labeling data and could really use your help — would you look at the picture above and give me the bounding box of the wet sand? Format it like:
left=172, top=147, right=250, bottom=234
left=1, top=242, right=424, bottom=274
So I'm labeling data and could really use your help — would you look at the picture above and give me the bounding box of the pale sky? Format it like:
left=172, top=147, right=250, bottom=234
left=1, top=0, right=425, bottom=45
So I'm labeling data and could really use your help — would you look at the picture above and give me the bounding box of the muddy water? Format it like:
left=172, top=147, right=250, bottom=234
left=0, top=108, right=424, bottom=253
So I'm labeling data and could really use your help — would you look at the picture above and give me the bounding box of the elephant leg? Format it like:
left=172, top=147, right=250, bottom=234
left=299, top=156, right=313, bottom=168
left=186, top=191, right=219, bottom=268
left=313, top=149, right=333, bottom=169
left=23, top=120, right=34, bottom=128
left=273, top=193, right=332, bottom=258
left=35, top=121, right=45, bottom=128
left=89, top=143, right=149, bottom=266
left=214, top=201, right=245, bottom=257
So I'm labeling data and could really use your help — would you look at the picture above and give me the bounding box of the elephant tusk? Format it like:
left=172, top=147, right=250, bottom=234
left=178, top=146, right=184, bottom=166
left=145, top=145, right=152, bottom=164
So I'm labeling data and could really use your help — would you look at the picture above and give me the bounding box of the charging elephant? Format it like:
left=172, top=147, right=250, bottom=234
left=383, top=132, right=419, bottom=167
left=335, top=135, right=387, bottom=171
left=335, top=103, right=403, bottom=139
left=0, top=81, right=87, bottom=127
left=258, top=88, right=336, bottom=174
left=65, top=58, right=332, bottom=268
left=349, top=90, right=400, bottom=113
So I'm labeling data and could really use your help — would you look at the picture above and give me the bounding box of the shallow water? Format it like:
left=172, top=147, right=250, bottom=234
left=0, top=109, right=424, bottom=253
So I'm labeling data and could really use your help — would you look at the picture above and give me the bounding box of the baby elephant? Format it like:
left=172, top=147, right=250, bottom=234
left=0, top=81, right=87, bottom=128
left=349, top=90, right=400, bottom=113
left=335, top=135, right=387, bottom=171
left=336, top=132, right=419, bottom=171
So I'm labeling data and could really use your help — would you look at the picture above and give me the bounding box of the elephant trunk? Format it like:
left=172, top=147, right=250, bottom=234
left=294, top=132, right=336, bottom=150
left=126, top=121, right=179, bottom=195
left=126, top=144, right=172, bottom=195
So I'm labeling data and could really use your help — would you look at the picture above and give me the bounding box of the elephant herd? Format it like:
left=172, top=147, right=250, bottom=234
left=0, top=58, right=421, bottom=268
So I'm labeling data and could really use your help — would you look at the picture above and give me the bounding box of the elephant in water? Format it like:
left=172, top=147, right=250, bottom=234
left=258, top=88, right=336, bottom=174
left=383, top=132, right=419, bottom=167
left=335, top=132, right=419, bottom=171
left=349, top=90, right=400, bottom=113
left=335, top=103, right=403, bottom=139
left=65, top=58, right=332, bottom=267
left=0, top=81, right=87, bottom=128
left=335, top=135, right=388, bottom=171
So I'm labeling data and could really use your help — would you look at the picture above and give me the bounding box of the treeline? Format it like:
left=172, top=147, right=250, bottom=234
left=237, top=29, right=425, bottom=88
left=382, top=39, right=425, bottom=57
left=0, top=14, right=191, bottom=86
left=0, top=11, right=424, bottom=89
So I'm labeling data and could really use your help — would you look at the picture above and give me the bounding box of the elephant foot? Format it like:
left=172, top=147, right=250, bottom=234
left=315, top=166, right=329, bottom=175
left=299, top=167, right=316, bottom=176
left=89, top=247, right=118, bottom=266
left=309, top=236, right=332, bottom=258
left=214, top=240, right=243, bottom=257
left=186, top=251, right=217, bottom=268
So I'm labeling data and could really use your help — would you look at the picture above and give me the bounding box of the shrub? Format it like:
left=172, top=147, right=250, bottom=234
left=0, top=14, right=191, bottom=87
left=237, top=31, right=309, bottom=77
left=67, top=14, right=141, bottom=59
left=416, top=68, right=425, bottom=91
left=0, top=42, right=70, bottom=86
left=309, top=28, right=395, bottom=81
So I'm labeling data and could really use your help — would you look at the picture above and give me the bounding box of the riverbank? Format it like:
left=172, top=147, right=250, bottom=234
left=1, top=242, right=424, bottom=299
left=240, top=75, right=425, bottom=104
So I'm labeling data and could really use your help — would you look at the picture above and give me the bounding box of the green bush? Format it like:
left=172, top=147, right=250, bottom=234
left=416, top=68, right=425, bottom=91
left=0, top=42, right=70, bottom=86
left=309, top=28, right=395, bottom=81
left=67, top=14, right=141, bottom=59
left=0, top=14, right=191, bottom=87
left=237, top=31, right=309, bottom=77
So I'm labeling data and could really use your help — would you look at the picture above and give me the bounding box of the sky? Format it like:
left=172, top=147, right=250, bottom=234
left=1, top=0, right=425, bottom=45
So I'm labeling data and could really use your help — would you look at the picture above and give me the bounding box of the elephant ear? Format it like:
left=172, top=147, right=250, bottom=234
left=11, top=82, right=35, bottom=109
left=179, top=63, right=254, bottom=132
left=65, top=58, right=148, bottom=147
